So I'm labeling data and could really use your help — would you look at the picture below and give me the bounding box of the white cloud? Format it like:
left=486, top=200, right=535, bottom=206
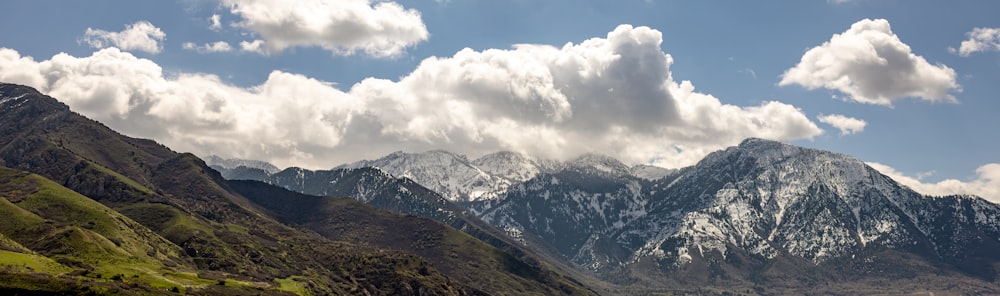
left=209, top=14, right=223, bottom=31
left=0, top=48, right=45, bottom=88
left=221, top=0, right=428, bottom=58
left=780, top=19, right=959, bottom=106
left=951, top=27, right=1000, bottom=57
left=347, top=25, right=822, bottom=167
left=0, top=47, right=358, bottom=167
left=0, top=25, right=822, bottom=170
left=868, top=162, right=1000, bottom=203
left=182, top=41, right=234, bottom=53
left=239, top=39, right=266, bottom=54
left=80, top=21, right=166, bottom=54
left=817, top=114, right=866, bottom=135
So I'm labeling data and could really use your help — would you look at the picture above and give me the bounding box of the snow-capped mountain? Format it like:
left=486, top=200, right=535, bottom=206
left=335, top=150, right=500, bottom=202
left=474, top=168, right=651, bottom=269
left=474, top=138, right=1000, bottom=287
left=205, top=138, right=1000, bottom=290
left=337, top=150, right=566, bottom=202
left=214, top=164, right=553, bottom=279
left=333, top=149, right=676, bottom=203
left=631, top=138, right=1000, bottom=265
left=472, top=151, right=562, bottom=183
left=565, top=153, right=634, bottom=177
left=265, top=166, right=465, bottom=223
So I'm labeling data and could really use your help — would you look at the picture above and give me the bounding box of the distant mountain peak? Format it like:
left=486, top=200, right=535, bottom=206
left=203, top=155, right=281, bottom=174
left=738, top=136, right=780, bottom=146
left=567, top=153, right=631, bottom=176
left=336, top=149, right=498, bottom=202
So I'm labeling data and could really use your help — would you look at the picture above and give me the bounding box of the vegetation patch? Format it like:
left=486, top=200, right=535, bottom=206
left=275, top=276, right=311, bottom=296
left=0, top=250, right=73, bottom=275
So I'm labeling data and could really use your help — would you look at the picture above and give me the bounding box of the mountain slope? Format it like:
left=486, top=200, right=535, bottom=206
left=229, top=179, right=596, bottom=295
left=0, top=83, right=476, bottom=294
left=228, top=166, right=600, bottom=294
left=632, top=139, right=1000, bottom=267
left=0, top=166, right=198, bottom=290
left=475, top=138, right=1000, bottom=293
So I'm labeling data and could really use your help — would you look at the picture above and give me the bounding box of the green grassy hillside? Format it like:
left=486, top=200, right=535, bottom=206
left=0, top=166, right=221, bottom=293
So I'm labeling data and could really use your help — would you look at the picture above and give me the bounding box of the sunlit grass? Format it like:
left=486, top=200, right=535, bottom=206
left=0, top=250, right=73, bottom=275
left=275, top=276, right=311, bottom=296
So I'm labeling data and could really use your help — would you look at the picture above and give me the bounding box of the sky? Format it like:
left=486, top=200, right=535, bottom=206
left=0, top=0, right=998, bottom=201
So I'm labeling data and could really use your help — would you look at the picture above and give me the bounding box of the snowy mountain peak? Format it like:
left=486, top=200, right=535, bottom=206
left=474, top=138, right=1000, bottom=283
left=632, top=139, right=1000, bottom=267
left=472, top=151, right=551, bottom=183
left=204, top=155, right=281, bottom=174
left=567, top=153, right=632, bottom=176
left=337, top=150, right=500, bottom=202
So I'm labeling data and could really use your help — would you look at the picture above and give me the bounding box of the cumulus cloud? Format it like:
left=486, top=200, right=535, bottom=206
left=182, top=41, right=234, bottom=53
left=221, top=0, right=428, bottom=57
left=780, top=19, right=959, bottom=106
left=951, top=27, right=1000, bottom=57
left=817, top=114, right=866, bottom=135
left=868, top=162, right=1000, bottom=203
left=80, top=21, right=166, bottom=54
left=0, top=25, right=822, bottom=170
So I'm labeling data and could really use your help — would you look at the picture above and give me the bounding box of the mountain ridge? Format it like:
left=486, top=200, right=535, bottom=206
left=476, top=137, right=1000, bottom=292
left=0, top=82, right=596, bottom=295
left=214, top=136, right=1000, bottom=293
left=8, top=81, right=999, bottom=294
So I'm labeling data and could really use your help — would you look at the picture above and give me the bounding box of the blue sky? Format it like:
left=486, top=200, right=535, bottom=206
left=0, top=0, right=998, bottom=200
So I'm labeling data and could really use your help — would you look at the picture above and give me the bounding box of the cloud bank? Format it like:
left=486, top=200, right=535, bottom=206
left=817, top=114, right=866, bottom=135
left=80, top=21, right=166, bottom=54
left=780, top=19, right=959, bottom=106
left=868, top=162, right=1000, bottom=203
left=952, top=27, right=1000, bottom=57
left=0, top=25, right=822, bottom=169
left=221, top=0, right=429, bottom=57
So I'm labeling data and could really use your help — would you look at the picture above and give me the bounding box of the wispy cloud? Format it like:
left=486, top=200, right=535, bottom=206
left=817, top=114, right=866, bottom=135
left=182, top=41, right=234, bottom=53
left=950, top=27, right=1000, bottom=57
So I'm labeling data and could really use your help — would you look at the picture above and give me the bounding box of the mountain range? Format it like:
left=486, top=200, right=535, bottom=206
left=3, top=81, right=1000, bottom=295
left=0, top=83, right=594, bottom=295
left=213, top=137, right=1000, bottom=294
